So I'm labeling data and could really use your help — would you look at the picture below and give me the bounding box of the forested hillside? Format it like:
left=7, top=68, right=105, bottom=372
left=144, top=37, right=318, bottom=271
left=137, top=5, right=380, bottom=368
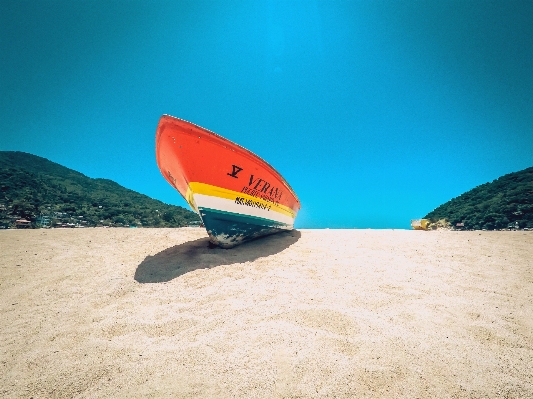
left=0, top=151, right=199, bottom=228
left=425, top=166, right=533, bottom=230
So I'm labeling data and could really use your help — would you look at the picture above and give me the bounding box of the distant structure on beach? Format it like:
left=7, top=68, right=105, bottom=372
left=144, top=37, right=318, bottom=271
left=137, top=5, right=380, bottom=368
left=410, top=219, right=429, bottom=230
left=15, top=219, right=31, bottom=229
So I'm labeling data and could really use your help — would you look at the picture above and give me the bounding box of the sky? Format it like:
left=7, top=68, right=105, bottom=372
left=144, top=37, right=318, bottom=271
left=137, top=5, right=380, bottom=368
left=1, top=0, right=532, bottom=229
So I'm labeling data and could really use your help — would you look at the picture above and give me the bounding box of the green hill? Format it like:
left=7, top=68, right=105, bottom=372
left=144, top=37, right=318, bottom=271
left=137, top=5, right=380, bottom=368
left=0, top=151, right=199, bottom=228
left=424, top=166, right=533, bottom=230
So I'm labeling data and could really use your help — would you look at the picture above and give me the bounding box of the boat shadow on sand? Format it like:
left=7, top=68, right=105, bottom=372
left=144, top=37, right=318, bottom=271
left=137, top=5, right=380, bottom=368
left=134, top=230, right=301, bottom=283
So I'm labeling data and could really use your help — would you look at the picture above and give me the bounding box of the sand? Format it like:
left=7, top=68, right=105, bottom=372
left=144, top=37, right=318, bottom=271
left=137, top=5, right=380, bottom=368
left=1, top=228, right=532, bottom=398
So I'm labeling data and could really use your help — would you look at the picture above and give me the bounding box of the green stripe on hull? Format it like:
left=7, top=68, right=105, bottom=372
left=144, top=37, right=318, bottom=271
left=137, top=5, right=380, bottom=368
left=198, top=207, right=292, bottom=248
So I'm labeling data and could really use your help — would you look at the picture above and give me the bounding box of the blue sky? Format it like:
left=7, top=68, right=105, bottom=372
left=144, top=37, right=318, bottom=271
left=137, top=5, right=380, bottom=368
left=1, top=0, right=532, bottom=228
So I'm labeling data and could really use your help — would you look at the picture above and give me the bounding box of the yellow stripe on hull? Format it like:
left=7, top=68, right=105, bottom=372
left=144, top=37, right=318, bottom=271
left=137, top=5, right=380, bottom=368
left=186, top=182, right=296, bottom=219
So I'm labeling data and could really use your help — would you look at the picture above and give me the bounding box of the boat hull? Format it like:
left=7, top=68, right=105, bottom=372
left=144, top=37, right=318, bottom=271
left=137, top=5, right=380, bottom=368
left=411, top=219, right=430, bottom=230
left=155, top=115, right=300, bottom=248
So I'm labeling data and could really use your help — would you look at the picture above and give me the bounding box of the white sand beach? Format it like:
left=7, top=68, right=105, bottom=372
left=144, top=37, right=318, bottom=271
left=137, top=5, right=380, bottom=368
left=1, top=228, right=532, bottom=398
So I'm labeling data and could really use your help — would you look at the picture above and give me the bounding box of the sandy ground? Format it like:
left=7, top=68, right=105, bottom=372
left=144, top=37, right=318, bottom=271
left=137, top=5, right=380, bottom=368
left=1, top=228, right=532, bottom=398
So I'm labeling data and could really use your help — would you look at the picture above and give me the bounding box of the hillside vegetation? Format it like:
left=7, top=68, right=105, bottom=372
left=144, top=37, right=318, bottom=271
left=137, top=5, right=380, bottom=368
left=425, top=166, right=533, bottom=230
left=0, top=151, right=199, bottom=228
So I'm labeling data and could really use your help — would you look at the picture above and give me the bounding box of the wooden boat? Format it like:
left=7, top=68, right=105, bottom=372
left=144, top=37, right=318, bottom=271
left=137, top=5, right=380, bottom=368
left=411, top=219, right=430, bottom=230
left=155, top=115, right=300, bottom=248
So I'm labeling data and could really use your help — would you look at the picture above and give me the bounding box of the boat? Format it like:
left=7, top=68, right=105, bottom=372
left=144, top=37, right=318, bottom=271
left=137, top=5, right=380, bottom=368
left=411, top=219, right=430, bottom=230
left=155, top=115, right=300, bottom=248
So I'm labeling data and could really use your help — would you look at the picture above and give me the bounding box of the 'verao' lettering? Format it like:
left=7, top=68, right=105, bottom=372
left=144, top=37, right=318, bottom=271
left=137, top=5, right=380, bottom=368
left=248, top=174, right=263, bottom=189
left=261, top=182, right=270, bottom=193
left=245, top=174, right=283, bottom=202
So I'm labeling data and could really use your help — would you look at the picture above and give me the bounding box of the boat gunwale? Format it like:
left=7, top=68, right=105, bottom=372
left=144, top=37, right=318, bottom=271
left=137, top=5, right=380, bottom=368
left=156, top=114, right=300, bottom=207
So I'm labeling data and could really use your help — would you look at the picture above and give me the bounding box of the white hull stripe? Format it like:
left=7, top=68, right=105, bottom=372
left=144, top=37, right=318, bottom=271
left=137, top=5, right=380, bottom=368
left=193, top=194, right=295, bottom=226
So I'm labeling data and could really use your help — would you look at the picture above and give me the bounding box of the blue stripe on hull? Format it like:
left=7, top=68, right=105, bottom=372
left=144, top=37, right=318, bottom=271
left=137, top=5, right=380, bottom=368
left=198, top=207, right=292, bottom=248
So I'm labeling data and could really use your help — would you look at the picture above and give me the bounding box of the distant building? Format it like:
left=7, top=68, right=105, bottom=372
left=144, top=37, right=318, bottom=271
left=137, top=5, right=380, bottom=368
left=15, top=219, right=31, bottom=229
